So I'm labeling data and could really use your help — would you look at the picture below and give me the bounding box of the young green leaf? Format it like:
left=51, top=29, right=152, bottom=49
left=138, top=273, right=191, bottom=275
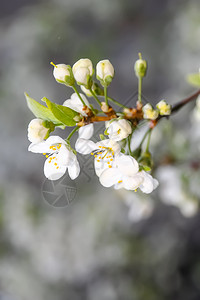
left=25, top=93, right=62, bottom=125
left=43, top=97, right=78, bottom=127
left=187, top=73, right=200, bottom=87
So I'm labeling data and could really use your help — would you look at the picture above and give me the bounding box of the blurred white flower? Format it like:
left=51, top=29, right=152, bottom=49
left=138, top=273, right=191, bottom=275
left=96, top=59, right=114, bottom=86
left=156, top=165, right=198, bottom=217
left=29, top=136, right=80, bottom=180
left=106, top=119, right=132, bottom=141
left=28, top=119, right=50, bottom=143
left=119, top=190, right=154, bottom=222
left=72, top=58, right=93, bottom=86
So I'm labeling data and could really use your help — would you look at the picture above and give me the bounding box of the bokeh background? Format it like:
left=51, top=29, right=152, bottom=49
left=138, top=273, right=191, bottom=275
left=0, top=0, right=200, bottom=299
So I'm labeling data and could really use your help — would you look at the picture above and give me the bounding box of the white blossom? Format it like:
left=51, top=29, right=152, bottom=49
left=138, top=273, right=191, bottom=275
left=106, top=119, right=132, bottom=141
left=28, top=136, right=80, bottom=180
left=75, top=138, right=121, bottom=176
left=99, top=153, right=159, bottom=193
left=28, top=119, right=50, bottom=143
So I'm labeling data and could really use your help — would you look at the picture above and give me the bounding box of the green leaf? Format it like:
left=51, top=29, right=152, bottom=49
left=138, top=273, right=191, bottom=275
left=25, top=93, right=62, bottom=125
left=43, top=97, right=78, bottom=127
left=187, top=73, right=200, bottom=87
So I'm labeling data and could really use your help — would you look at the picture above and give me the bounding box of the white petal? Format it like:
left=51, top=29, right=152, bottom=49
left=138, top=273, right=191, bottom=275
left=56, top=144, right=75, bottom=166
left=99, top=168, right=121, bottom=187
left=46, top=136, right=66, bottom=145
left=68, top=158, right=80, bottom=180
left=44, top=156, right=67, bottom=180
left=75, top=138, right=96, bottom=154
left=28, top=141, right=53, bottom=154
left=115, top=154, right=139, bottom=176
left=139, top=171, right=159, bottom=194
left=78, top=124, right=94, bottom=139
left=123, top=175, right=144, bottom=190
left=94, top=156, right=111, bottom=177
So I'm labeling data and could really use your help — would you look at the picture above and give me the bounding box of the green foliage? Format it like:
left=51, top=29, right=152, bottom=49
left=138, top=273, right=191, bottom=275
left=25, top=93, right=61, bottom=125
left=187, top=73, right=200, bottom=87
left=43, top=97, right=78, bottom=127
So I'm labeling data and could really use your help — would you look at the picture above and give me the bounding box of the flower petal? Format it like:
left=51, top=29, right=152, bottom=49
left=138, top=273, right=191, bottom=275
left=115, top=153, right=139, bottom=176
left=68, top=158, right=80, bottom=180
left=123, top=175, right=144, bottom=190
left=75, top=138, right=96, bottom=154
left=139, top=171, right=159, bottom=194
left=28, top=141, right=53, bottom=154
left=44, top=156, right=67, bottom=180
left=78, top=124, right=94, bottom=139
left=99, top=168, right=121, bottom=187
left=56, top=144, right=75, bottom=166
left=46, top=136, right=66, bottom=146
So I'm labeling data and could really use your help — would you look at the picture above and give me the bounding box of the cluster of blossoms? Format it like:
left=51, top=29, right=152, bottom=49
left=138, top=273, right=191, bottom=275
left=26, top=54, right=191, bottom=197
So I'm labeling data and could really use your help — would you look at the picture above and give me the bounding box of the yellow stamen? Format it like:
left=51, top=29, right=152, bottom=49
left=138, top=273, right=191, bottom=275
left=54, top=163, right=57, bottom=166
left=56, top=166, right=59, bottom=169
left=108, top=165, right=112, bottom=168
left=107, top=162, right=110, bottom=164
left=118, top=180, right=122, bottom=183
left=43, top=153, right=46, bottom=155
left=110, top=159, right=113, bottom=161
left=91, top=152, right=94, bottom=155
left=50, top=61, right=57, bottom=68
left=46, top=155, right=48, bottom=158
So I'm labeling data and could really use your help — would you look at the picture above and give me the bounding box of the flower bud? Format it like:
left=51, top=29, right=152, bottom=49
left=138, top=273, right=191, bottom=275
left=72, top=58, right=93, bottom=88
left=106, top=118, right=132, bottom=141
left=156, top=100, right=171, bottom=116
left=134, top=53, right=147, bottom=78
left=96, top=59, right=114, bottom=87
left=142, top=104, right=158, bottom=120
left=28, top=119, right=54, bottom=143
left=51, top=63, right=75, bottom=86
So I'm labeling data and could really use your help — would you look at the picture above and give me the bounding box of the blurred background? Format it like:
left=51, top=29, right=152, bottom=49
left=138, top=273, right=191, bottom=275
left=0, top=0, right=200, bottom=299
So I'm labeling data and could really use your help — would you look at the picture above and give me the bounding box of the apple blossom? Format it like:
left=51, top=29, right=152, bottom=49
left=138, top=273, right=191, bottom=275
left=72, top=58, right=93, bottom=87
left=28, top=119, right=53, bottom=143
left=105, top=119, right=132, bottom=141
left=96, top=59, right=114, bottom=86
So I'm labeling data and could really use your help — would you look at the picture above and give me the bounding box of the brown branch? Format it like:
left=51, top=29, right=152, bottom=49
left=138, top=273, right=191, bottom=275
left=171, top=89, right=200, bottom=114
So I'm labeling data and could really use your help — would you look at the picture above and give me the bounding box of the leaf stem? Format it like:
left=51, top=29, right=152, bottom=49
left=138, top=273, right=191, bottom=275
left=104, top=86, right=108, bottom=106
left=138, top=76, right=142, bottom=103
left=145, top=129, right=152, bottom=152
left=66, top=126, right=79, bottom=141
left=108, top=97, right=128, bottom=108
left=89, top=88, right=102, bottom=106
left=73, top=85, right=86, bottom=106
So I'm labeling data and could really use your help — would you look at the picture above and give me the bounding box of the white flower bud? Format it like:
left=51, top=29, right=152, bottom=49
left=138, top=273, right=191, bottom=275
left=96, top=59, right=114, bottom=86
left=142, top=104, right=159, bottom=120
left=156, top=100, right=171, bottom=116
left=51, top=63, right=74, bottom=86
left=28, top=119, right=50, bottom=143
left=106, top=119, right=132, bottom=141
left=72, top=58, right=93, bottom=87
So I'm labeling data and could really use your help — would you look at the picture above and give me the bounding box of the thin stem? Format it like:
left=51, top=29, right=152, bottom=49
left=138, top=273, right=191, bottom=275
left=138, top=77, right=142, bottom=103
left=145, top=129, right=152, bottom=152
left=73, top=85, right=86, bottom=106
left=66, top=126, right=79, bottom=141
left=139, top=128, right=151, bottom=148
left=171, top=89, right=200, bottom=114
left=108, top=97, right=128, bottom=108
left=89, top=88, right=102, bottom=106
left=127, top=135, right=132, bottom=155
left=104, top=86, right=108, bottom=106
